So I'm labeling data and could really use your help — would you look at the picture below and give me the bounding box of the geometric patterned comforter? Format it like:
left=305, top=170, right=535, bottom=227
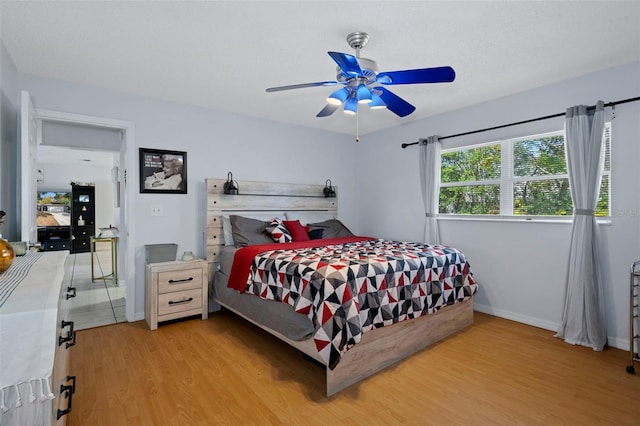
left=238, top=238, right=477, bottom=369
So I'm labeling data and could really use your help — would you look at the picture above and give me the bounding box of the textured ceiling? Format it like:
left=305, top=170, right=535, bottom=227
left=2, top=1, right=639, bottom=137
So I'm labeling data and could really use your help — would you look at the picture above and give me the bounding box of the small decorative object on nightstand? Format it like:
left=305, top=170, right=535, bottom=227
left=181, top=251, right=195, bottom=261
left=145, top=259, right=208, bottom=330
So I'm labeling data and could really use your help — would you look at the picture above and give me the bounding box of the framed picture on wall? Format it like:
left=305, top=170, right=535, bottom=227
left=139, top=148, right=187, bottom=194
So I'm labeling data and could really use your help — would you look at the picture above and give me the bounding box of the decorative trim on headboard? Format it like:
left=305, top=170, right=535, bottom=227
left=204, top=178, right=338, bottom=278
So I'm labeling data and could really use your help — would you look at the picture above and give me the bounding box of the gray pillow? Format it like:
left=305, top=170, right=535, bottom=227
left=308, top=219, right=354, bottom=239
left=230, top=215, right=274, bottom=247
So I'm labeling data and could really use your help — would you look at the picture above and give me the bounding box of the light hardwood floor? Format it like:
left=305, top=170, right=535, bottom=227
left=68, top=311, right=640, bottom=425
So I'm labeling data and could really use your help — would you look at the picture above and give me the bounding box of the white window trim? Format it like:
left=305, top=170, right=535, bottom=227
left=439, top=126, right=611, bottom=219
left=437, top=214, right=611, bottom=225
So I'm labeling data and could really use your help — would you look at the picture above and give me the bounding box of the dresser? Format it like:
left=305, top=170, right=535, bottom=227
left=0, top=251, right=76, bottom=425
left=145, top=259, right=208, bottom=330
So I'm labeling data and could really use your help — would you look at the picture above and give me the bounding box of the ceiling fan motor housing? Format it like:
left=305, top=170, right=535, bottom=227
left=337, top=57, right=379, bottom=84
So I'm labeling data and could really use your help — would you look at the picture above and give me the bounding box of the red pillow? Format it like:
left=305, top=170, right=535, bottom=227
left=283, top=220, right=310, bottom=241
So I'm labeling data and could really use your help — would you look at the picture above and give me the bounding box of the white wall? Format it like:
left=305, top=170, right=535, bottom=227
left=357, top=61, right=640, bottom=349
left=19, top=74, right=359, bottom=320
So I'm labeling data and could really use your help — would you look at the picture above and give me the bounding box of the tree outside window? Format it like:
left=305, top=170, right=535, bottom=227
left=439, top=125, right=610, bottom=217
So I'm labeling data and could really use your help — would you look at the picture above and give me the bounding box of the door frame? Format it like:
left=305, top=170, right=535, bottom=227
left=20, top=92, right=38, bottom=244
left=36, top=108, right=137, bottom=322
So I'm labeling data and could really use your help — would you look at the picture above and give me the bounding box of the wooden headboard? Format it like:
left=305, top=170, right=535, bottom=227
left=205, top=178, right=337, bottom=274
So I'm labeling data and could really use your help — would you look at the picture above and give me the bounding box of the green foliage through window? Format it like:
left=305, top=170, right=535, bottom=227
left=440, top=185, right=500, bottom=215
left=513, top=136, right=566, bottom=177
left=439, top=126, right=611, bottom=217
left=441, top=145, right=501, bottom=183
left=37, top=191, right=71, bottom=209
left=513, top=179, right=571, bottom=216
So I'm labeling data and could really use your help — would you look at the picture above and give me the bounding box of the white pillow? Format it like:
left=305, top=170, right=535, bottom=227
left=285, top=211, right=336, bottom=226
left=222, top=211, right=286, bottom=246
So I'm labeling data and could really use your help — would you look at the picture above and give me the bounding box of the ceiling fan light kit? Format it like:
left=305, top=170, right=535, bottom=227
left=356, top=84, right=372, bottom=104
left=369, top=92, right=386, bottom=109
left=344, top=97, right=358, bottom=115
left=327, top=87, right=349, bottom=105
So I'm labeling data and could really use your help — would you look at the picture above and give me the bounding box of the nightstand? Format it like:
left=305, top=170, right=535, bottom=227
left=145, top=259, right=208, bottom=330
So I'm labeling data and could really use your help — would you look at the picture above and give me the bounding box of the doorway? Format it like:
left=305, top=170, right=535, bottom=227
left=29, top=105, right=137, bottom=323
left=37, top=145, right=124, bottom=328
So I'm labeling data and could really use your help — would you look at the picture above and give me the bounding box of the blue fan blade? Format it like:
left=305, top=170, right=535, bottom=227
left=377, top=87, right=416, bottom=117
left=266, top=81, right=337, bottom=92
left=377, top=66, right=455, bottom=85
left=316, top=103, right=340, bottom=117
left=328, top=52, right=363, bottom=77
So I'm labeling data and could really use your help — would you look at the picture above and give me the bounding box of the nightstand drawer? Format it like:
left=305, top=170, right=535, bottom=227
left=157, top=288, right=202, bottom=316
left=158, top=268, right=203, bottom=293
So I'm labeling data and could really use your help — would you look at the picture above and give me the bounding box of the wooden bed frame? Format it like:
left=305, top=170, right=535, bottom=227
left=205, top=178, right=474, bottom=396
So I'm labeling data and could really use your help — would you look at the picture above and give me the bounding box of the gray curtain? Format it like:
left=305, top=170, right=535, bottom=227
left=555, top=101, right=607, bottom=350
left=419, top=136, right=441, bottom=244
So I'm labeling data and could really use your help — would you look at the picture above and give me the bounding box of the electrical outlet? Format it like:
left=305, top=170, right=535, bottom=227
left=150, top=204, right=163, bottom=216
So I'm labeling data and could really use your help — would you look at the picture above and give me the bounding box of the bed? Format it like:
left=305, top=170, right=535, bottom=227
left=205, top=178, right=477, bottom=396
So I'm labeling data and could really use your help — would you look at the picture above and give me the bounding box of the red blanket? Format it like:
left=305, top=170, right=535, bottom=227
left=227, top=236, right=374, bottom=292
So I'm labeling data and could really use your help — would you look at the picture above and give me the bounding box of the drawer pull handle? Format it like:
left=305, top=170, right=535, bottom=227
left=168, top=297, right=194, bottom=305
left=59, top=320, right=76, bottom=348
left=66, top=286, right=77, bottom=299
left=168, top=277, right=194, bottom=284
left=56, top=376, right=76, bottom=420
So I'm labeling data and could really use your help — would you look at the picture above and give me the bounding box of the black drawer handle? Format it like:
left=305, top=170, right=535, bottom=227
left=168, top=297, right=194, bottom=305
left=56, top=376, right=76, bottom=420
left=168, top=277, right=194, bottom=284
left=58, top=320, right=76, bottom=348
left=66, top=286, right=77, bottom=299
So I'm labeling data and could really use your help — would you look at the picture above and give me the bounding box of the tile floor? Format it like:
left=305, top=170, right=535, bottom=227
left=63, top=249, right=127, bottom=330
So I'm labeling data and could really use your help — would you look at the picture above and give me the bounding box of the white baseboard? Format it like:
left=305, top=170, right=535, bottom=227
left=606, top=336, right=629, bottom=351
left=473, top=303, right=628, bottom=351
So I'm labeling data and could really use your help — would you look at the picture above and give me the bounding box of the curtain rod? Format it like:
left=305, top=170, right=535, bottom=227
left=401, top=96, right=640, bottom=149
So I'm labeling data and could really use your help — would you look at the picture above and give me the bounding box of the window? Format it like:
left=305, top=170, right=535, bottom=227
left=439, top=124, right=611, bottom=217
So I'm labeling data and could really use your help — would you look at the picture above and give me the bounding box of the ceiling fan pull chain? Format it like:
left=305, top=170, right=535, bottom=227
left=355, top=109, right=360, bottom=142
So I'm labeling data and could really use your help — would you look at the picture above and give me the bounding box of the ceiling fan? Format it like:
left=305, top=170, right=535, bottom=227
left=265, top=31, right=456, bottom=119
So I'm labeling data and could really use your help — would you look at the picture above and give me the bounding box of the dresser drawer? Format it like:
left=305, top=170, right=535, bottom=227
left=44, top=239, right=72, bottom=251
left=157, top=288, right=202, bottom=316
left=72, top=237, right=91, bottom=253
left=158, top=268, right=203, bottom=293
